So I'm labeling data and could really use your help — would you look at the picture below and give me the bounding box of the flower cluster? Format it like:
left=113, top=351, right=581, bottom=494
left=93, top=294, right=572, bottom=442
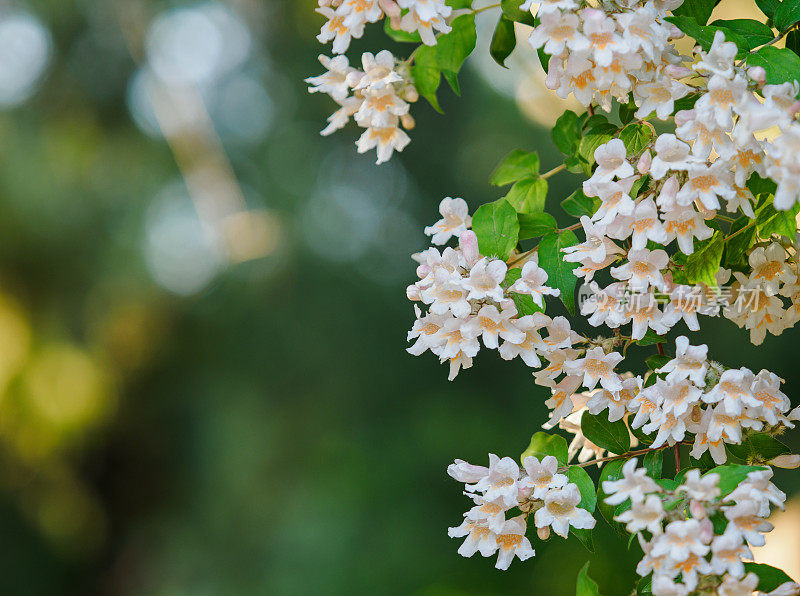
left=316, top=0, right=452, bottom=54
left=447, top=453, right=595, bottom=570
left=529, top=0, right=689, bottom=113
left=407, top=197, right=573, bottom=380
left=306, top=50, right=418, bottom=163
left=605, top=462, right=798, bottom=595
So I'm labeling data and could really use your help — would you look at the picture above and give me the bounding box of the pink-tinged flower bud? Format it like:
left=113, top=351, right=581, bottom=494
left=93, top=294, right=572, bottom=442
left=378, top=0, right=400, bottom=19
left=401, top=113, right=416, bottom=130
left=664, top=65, right=692, bottom=78
left=416, top=264, right=431, bottom=279
left=459, top=230, right=480, bottom=266
left=579, top=7, right=604, bottom=20
left=518, top=484, right=532, bottom=500
left=699, top=518, right=714, bottom=543
left=790, top=101, right=800, bottom=117
left=637, top=150, right=652, bottom=175
left=537, top=526, right=551, bottom=540
left=674, top=109, right=695, bottom=127
left=545, top=69, right=560, bottom=90
left=406, top=283, right=421, bottom=301
left=747, top=66, right=767, bottom=84
left=403, top=85, right=419, bottom=103
left=769, top=454, right=800, bottom=469
left=689, top=499, right=707, bottom=519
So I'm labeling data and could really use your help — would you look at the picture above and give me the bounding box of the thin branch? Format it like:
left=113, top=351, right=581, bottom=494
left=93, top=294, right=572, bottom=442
left=541, top=163, right=566, bottom=179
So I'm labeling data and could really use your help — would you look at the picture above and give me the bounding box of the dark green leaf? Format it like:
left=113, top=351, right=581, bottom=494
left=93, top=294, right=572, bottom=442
left=538, top=47, right=551, bottom=73
left=637, top=329, right=667, bottom=347
left=665, top=16, right=749, bottom=58
left=435, top=14, right=477, bottom=74
left=685, top=231, right=724, bottom=288
left=672, top=0, right=721, bottom=25
left=552, top=110, right=582, bottom=156
left=442, top=70, right=460, bottom=96
left=775, top=0, right=800, bottom=32
left=505, top=178, right=547, bottom=213
left=755, top=198, right=800, bottom=237
left=709, top=18, right=775, bottom=49
left=579, top=124, right=618, bottom=167
left=788, top=29, right=800, bottom=56
left=707, top=464, right=766, bottom=498
left=518, top=211, right=557, bottom=239
left=637, top=576, right=652, bottom=596
left=597, top=459, right=627, bottom=525
left=521, top=431, right=569, bottom=466
left=747, top=46, right=800, bottom=85
left=725, top=216, right=757, bottom=266
left=569, top=466, right=597, bottom=513
left=411, top=46, right=442, bottom=113
left=619, top=122, right=654, bottom=156
left=726, top=432, right=792, bottom=463
left=619, top=99, right=637, bottom=124
left=538, top=230, right=580, bottom=314
left=755, top=0, right=781, bottom=19
left=501, top=0, right=536, bottom=25
left=490, top=149, right=540, bottom=186
left=576, top=561, right=602, bottom=596
left=643, top=450, right=663, bottom=479
left=582, top=412, right=631, bottom=454
left=490, top=16, right=516, bottom=68
left=744, top=563, right=796, bottom=592
left=472, top=198, right=520, bottom=260
left=562, top=189, right=597, bottom=218
left=645, top=354, right=670, bottom=372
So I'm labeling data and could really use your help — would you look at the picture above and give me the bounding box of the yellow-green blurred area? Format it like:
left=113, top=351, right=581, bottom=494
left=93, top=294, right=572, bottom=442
left=0, top=0, right=794, bottom=594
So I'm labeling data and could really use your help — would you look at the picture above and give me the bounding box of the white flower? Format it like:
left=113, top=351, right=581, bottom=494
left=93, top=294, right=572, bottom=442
left=316, top=6, right=365, bottom=54
left=658, top=336, right=708, bottom=387
left=651, top=134, right=692, bottom=180
left=448, top=459, right=489, bottom=484
left=616, top=494, right=664, bottom=534
left=534, top=483, right=595, bottom=538
left=424, top=197, right=472, bottom=245
left=465, top=497, right=508, bottom=534
left=356, top=125, right=411, bottom=164
left=661, top=205, right=714, bottom=255
left=610, top=248, right=669, bottom=292
left=651, top=576, right=689, bottom=596
left=724, top=499, right=773, bottom=546
left=509, top=260, right=560, bottom=307
left=493, top=516, right=536, bottom=570
left=650, top=519, right=710, bottom=562
left=702, top=368, right=759, bottom=415
left=421, top=268, right=471, bottom=317
left=661, top=285, right=702, bottom=331
left=709, top=526, right=751, bottom=578
left=677, top=470, right=720, bottom=501
left=594, top=139, right=635, bottom=180
left=397, top=0, right=452, bottom=46
left=448, top=519, right=497, bottom=558
left=463, top=258, right=507, bottom=302
left=354, top=88, right=409, bottom=128
left=749, top=243, right=793, bottom=296
left=602, top=458, right=661, bottom=505
left=634, top=77, right=691, bottom=120
left=528, top=11, right=590, bottom=56
left=696, top=74, right=748, bottom=130
left=522, top=455, right=568, bottom=499
left=676, top=162, right=734, bottom=211
left=564, top=346, right=624, bottom=392
left=725, top=468, right=786, bottom=517
left=581, top=8, right=628, bottom=67
left=353, top=50, right=402, bottom=91
left=306, top=54, right=356, bottom=101
left=544, top=374, right=584, bottom=425
left=472, top=454, right=522, bottom=508
left=585, top=176, right=637, bottom=226
left=498, top=313, right=547, bottom=368
left=694, top=30, right=737, bottom=79
left=563, top=217, right=617, bottom=265
left=717, top=572, right=759, bottom=596
left=629, top=197, right=668, bottom=250
left=463, top=304, right=526, bottom=349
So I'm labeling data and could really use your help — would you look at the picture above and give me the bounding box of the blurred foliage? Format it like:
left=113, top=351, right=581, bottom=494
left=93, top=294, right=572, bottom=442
left=0, top=0, right=793, bottom=594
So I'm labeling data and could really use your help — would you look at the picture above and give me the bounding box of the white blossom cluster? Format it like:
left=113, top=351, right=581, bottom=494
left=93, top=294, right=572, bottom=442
left=407, top=197, right=574, bottom=380
left=447, top=453, right=595, bottom=570
left=541, top=335, right=800, bottom=466
left=306, top=50, right=418, bottom=164
left=528, top=0, right=690, bottom=113
left=316, top=0, right=452, bottom=53
left=604, top=462, right=798, bottom=595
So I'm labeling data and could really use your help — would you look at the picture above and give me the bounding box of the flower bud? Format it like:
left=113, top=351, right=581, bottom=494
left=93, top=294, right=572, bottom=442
left=403, top=85, right=419, bottom=103
left=406, top=283, right=421, bottom=301
left=537, top=526, right=551, bottom=540
left=699, top=518, right=714, bottom=543
left=769, top=454, right=800, bottom=469
left=674, top=109, right=695, bottom=127
left=637, top=150, right=652, bottom=175
left=747, top=66, right=767, bottom=84
left=664, top=65, right=692, bottom=78
left=401, top=113, right=416, bottom=130
left=790, top=101, right=800, bottom=117
left=689, top=499, right=707, bottom=520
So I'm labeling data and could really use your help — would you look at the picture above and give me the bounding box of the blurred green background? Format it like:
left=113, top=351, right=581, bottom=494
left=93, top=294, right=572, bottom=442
left=0, top=0, right=796, bottom=594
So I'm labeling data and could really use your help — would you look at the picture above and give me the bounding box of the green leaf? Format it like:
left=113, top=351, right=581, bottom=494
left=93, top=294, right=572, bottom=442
left=725, top=216, right=757, bottom=266
left=636, top=329, right=667, bottom=347
left=503, top=268, right=544, bottom=315
left=576, top=561, right=602, bottom=596
left=579, top=124, right=618, bottom=167
left=521, top=431, right=569, bottom=466
left=435, top=14, right=477, bottom=74
left=383, top=19, right=422, bottom=43
left=775, top=0, right=800, bottom=32
left=707, top=464, right=766, bottom=498
left=582, top=412, right=631, bottom=455
left=562, top=189, right=597, bottom=218
left=672, top=0, right=721, bottom=24
left=552, top=110, right=582, bottom=157
left=443, top=70, right=460, bottom=96
left=747, top=46, right=800, bottom=85
left=446, top=0, right=472, bottom=6
left=727, top=432, right=792, bottom=463
left=619, top=122, right=654, bottom=156
left=665, top=16, right=749, bottom=58
left=788, top=29, right=800, bottom=56
left=569, top=466, right=597, bottom=514
left=755, top=0, right=781, bottom=19
left=411, top=46, right=442, bottom=113
left=538, top=230, right=580, bottom=314
left=619, top=99, right=638, bottom=124
left=538, top=47, right=551, bottom=73
left=645, top=354, right=670, bottom=372
left=501, top=0, right=536, bottom=25
left=643, top=450, right=663, bottom=479
left=472, top=198, right=520, bottom=260
left=636, top=576, right=652, bottom=596
left=490, top=16, right=517, bottom=68
left=755, top=198, right=800, bottom=237
left=709, top=18, right=775, bottom=49
left=685, top=231, right=724, bottom=288
left=744, top=563, right=796, bottom=592
left=505, top=178, right=547, bottom=213
left=490, top=149, right=540, bottom=186
left=597, top=459, right=627, bottom=524
left=518, top=211, right=557, bottom=239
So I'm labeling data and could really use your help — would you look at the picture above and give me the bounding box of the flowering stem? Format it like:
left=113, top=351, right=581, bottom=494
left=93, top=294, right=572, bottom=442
left=674, top=444, right=682, bottom=473
left=657, top=342, right=665, bottom=356
left=563, top=443, right=681, bottom=471
left=541, top=163, right=566, bottom=179
left=506, top=221, right=584, bottom=267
